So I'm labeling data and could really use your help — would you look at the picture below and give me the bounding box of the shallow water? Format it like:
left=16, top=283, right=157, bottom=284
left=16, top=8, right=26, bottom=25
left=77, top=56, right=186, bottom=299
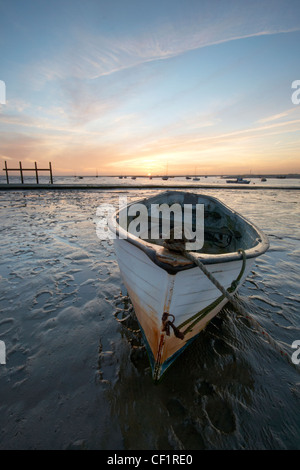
left=0, top=188, right=299, bottom=450
left=1, top=173, right=300, bottom=188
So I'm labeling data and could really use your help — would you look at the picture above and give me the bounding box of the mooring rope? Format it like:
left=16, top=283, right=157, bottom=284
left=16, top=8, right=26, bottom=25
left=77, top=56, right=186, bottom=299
left=163, top=239, right=299, bottom=371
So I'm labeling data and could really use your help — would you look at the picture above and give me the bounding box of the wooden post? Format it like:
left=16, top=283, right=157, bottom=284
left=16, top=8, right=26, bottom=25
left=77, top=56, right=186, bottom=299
left=34, top=161, right=39, bottom=184
left=49, top=162, right=53, bottom=184
left=4, top=161, right=9, bottom=184
left=19, top=161, right=24, bottom=184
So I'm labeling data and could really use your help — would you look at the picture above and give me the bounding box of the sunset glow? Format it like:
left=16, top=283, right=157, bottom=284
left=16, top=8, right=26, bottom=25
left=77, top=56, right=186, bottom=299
left=1, top=0, right=300, bottom=176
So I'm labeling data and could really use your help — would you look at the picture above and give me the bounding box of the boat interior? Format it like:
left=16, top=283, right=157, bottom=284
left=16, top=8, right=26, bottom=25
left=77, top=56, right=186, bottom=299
left=119, top=191, right=262, bottom=255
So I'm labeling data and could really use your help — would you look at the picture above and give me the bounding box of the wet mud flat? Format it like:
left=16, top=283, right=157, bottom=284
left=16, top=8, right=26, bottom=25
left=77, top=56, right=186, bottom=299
left=0, top=188, right=299, bottom=450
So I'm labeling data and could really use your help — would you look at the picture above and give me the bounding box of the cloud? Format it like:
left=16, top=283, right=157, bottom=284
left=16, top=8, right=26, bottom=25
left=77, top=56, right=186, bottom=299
left=3, top=1, right=300, bottom=175
left=33, top=12, right=300, bottom=84
left=257, top=108, right=297, bottom=123
left=22, top=5, right=300, bottom=127
left=103, top=116, right=300, bottom=167
left=2, top=113, right=300, bottom=175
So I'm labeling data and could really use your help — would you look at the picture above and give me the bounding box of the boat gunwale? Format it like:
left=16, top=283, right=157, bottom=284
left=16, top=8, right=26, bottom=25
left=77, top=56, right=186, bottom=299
left=109, top=190, right=269, bottom=274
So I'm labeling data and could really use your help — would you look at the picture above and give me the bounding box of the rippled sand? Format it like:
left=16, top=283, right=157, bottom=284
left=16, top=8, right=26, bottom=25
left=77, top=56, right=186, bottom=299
left=0, top=188, right=299, bottom=449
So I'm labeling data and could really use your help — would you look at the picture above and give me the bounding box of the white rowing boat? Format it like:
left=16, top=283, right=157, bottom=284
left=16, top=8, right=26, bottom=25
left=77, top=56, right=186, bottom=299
left=109, top=191, right=269, bottom=381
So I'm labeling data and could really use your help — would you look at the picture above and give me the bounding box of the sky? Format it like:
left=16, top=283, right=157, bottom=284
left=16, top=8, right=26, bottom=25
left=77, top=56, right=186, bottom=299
left=0, top=0, right=300, bottom=176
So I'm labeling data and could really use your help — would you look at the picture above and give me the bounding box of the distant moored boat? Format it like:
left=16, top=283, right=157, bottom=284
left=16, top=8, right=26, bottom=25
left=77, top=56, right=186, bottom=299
left=226, top=177, right=250, bottom=184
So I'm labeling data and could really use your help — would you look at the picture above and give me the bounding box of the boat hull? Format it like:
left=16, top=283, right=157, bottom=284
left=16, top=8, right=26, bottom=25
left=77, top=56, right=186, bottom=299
left=114, top=237, right=254, bottom=381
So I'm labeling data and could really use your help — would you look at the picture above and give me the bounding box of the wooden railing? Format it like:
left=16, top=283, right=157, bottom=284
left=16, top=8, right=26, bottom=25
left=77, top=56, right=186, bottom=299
left=3, top=161, right=53, bottom=184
